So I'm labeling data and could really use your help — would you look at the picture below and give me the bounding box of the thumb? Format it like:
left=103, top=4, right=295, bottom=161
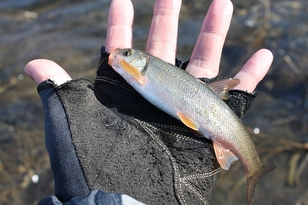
left=25, top=59, right=72, bottom=85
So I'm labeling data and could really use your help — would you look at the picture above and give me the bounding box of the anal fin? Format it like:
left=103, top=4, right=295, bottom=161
left=213, top=142, right=238, bottom=170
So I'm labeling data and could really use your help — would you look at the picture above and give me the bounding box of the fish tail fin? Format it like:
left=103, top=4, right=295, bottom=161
left=247, top=164, right=276, bottom=205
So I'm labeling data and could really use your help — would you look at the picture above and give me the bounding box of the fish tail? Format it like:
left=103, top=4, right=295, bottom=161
left=247, top=164, right=276, bottom=205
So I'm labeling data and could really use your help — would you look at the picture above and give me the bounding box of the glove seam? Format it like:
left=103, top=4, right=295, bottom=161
left=134, top=119, right=184, bottom=204
left=134, top=119, right=219, bottom=205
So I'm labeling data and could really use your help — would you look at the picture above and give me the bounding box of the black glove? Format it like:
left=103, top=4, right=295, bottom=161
left=37, top=46, right=257, bottom=205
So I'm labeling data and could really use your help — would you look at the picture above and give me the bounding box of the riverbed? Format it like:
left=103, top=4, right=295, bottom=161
left=0, top=0, right=307, bottom=204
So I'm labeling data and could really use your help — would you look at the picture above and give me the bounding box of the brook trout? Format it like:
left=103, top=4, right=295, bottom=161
left=108, top=48, right=275, bottom=205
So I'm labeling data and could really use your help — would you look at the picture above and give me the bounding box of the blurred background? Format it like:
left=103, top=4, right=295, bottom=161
left=0, top=0, right=307, bottom=204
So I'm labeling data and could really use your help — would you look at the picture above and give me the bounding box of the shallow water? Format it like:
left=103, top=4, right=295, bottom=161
left=0, top=0, right=307, bottom=204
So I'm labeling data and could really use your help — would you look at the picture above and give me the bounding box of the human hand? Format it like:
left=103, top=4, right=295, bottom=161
left=105, top=0, right=273, bottom=93
left=26, top=0, right=272, bottom=89
left=26, top=0, right=273, bottom=204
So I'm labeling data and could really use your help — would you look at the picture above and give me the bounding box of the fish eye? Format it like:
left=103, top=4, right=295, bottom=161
left=123, top=49, right=132, bottom=57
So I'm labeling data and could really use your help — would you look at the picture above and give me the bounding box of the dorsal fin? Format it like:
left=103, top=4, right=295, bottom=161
left=213, top=141, right=238, bottom=170
left=208, top=78, right=240, bottom=100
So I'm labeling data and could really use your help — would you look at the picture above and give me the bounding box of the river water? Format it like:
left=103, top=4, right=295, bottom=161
left=0, top=0, right=307, bottom=204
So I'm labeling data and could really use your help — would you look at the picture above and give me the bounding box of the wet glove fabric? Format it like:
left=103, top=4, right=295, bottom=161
left=37, top=46, right=257, bottom=205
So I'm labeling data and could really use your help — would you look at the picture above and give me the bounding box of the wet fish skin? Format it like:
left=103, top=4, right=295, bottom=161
left=108, top=48, right=276, bottom=205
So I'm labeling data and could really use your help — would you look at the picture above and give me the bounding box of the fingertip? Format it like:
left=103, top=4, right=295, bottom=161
left=25, top=59, right=72, bottom=85
left=25, top=59, right=50, bottom=83
left=234, top=49, right=273, bottom=92
left=24, top=60, right=36, bottom=81
left=259, top=48, right=274, bottom=62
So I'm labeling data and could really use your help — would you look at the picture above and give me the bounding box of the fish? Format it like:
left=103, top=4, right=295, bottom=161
left=108, top=48, right=276, bottom=205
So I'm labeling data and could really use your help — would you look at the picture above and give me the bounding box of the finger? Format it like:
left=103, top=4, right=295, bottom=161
left=105, top=0, right=134, bottom=53
left=146, top=0, right=181, bottom=64
left=233, top=49, right=273, bottom=92
left=186, top=0, right=233, bottom=78
left=25, top=59, right=72, bottom=85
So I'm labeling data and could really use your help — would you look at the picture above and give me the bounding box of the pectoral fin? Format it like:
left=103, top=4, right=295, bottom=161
left=213, top=142, right=238, bottom=170
left=120, top=59, right=145, bottom=84
left=177, top=112, right=200, bottom=131
left=208, top=78, right=240, bottom=100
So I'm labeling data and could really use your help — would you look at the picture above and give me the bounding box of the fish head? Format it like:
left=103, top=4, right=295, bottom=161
left=108, top=48, right=149, bottom=85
